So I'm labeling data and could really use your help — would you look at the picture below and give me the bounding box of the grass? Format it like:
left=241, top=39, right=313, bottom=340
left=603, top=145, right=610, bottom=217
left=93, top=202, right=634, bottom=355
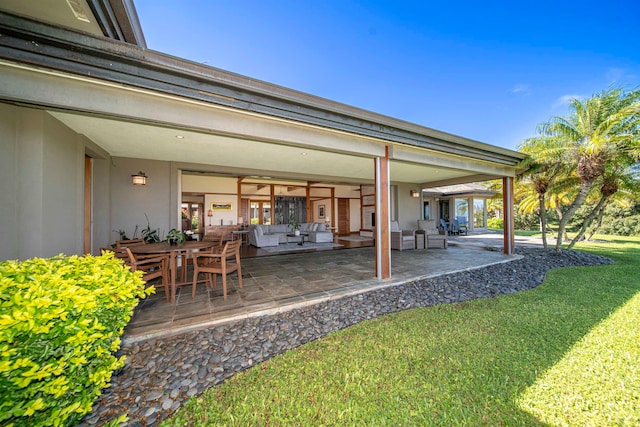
left=161, top=236, right=640, bottom=426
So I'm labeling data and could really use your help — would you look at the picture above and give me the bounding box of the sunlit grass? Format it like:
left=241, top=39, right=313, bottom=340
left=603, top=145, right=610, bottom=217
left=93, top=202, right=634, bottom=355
left=161, top=236, right=640, bottom=426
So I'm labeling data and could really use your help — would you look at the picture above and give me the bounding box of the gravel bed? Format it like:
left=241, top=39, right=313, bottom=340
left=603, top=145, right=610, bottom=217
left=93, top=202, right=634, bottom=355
left=78, top=247, right=612, bottom=426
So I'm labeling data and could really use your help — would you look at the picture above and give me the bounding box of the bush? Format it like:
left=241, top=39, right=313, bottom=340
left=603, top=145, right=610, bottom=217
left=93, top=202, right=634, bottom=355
left=513, top=212, right=540, bottom=231
left=0, top=252, right=152, bottom=427
left=487, top=217, right=504, bottom=229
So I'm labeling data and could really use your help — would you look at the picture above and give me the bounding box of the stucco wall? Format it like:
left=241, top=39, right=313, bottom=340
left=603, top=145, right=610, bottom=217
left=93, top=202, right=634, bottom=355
left=0, top=103, right=19, bottom=261
left=395, top=182, right=422, bottom=230
left=0, top=105, right=87, bottom=260
left=109, top=157, right=173, bottom=244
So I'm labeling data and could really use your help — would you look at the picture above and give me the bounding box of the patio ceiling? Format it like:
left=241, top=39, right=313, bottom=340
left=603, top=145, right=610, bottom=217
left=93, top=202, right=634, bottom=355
left=48, top=110, right=474, bottom=185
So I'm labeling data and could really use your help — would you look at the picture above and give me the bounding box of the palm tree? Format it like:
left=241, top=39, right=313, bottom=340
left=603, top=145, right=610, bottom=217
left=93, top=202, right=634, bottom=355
left=568, top=160, right=640, bottom=248
left=517, top=136, right=571, bottom=248
left=531, top=88, right=640, bottom=251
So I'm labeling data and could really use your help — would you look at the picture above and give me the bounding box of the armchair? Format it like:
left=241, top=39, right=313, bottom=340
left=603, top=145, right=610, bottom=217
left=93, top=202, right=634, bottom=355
left=417, top=220, right=448, bottom=249
left=191, top=239, right=243, bottom=300
left=390, top=221, right=415, bottom=250
left=456, top=216, right=469, bottom=235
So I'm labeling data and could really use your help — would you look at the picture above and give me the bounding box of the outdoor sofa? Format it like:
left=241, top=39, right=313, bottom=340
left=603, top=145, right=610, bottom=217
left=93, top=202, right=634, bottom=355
left=248, top=222, right=334, bottom=247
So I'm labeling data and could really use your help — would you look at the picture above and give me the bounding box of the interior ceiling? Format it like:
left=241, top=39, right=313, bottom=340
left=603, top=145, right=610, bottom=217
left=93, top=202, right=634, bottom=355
left=50, top=111, right=471, bottom=185
left=0, top=0, right=103, bottom=36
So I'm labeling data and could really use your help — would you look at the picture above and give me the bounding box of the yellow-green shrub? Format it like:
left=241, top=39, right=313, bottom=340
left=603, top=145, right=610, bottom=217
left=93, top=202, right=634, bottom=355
left=0, top=252, right=153, bottom=427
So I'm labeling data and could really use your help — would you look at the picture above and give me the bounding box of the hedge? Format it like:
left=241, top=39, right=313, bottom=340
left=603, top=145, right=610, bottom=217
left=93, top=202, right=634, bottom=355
left=0, top=252, right=153, bottom=426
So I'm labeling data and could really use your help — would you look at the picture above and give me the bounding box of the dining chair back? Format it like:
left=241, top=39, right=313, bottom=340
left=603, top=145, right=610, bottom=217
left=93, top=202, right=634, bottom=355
left=116, top=238, right=145, bottom=249
left=124, top=247, right=170, bottom=302
left=191, top=239, right=243, bottom=300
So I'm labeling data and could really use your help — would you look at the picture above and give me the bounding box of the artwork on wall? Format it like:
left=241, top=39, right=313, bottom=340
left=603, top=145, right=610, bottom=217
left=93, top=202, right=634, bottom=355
left=211, top=202, right=232, bottom=211
left=318, top=204, right=325, bottom=219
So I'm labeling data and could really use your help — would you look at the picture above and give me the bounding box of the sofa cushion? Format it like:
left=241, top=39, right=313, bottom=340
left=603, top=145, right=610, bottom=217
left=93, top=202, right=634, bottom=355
left=255, top=225, right=264, bottom=236
left=271, top=224, right=289, bottom=233
left=316, top=223, right=326, bottom=232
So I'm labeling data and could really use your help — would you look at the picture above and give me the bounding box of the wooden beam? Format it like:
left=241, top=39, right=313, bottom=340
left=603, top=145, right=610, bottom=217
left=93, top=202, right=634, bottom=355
left=375, top=148, right=391, bottom=279
left=270, top=184, right=275, bottom=224
left=502, top=177, right=515, bottom=255
left=330, top=187, right=335, bottom=227
left=306, top=185, right=312, bottom=221
left=237, top=178, right=242, bottom=224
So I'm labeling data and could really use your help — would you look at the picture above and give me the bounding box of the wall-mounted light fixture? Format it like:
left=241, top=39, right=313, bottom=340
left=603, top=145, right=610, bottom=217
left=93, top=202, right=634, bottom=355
left=132, top=171, right=147, bottom=186
left=410, top=190, right=420, bottom=198
left=207, top=209, right=213, bottom=226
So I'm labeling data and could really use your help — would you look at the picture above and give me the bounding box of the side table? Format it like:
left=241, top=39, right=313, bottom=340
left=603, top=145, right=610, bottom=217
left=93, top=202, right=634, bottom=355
left=415, top=232, right=425, bottom=249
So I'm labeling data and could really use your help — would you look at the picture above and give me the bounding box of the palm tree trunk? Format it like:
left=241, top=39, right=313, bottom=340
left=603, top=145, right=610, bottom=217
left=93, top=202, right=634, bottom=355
left=555, top=182, right=593, bottom=252
left=586, top=201, right=609, bottom=241
left=567, top=195, right=608, bottom=249
left=538, top=193, right=548, bottom=249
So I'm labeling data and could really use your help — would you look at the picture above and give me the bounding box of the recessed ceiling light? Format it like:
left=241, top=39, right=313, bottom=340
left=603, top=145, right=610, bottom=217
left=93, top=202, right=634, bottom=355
left=175, top=135, right=185, bottom=139
left=301, top=152, right=308, bottom=156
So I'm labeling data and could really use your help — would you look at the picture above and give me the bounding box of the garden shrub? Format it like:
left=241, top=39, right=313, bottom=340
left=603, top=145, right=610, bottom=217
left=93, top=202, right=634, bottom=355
left=0, top=252, right=152, bottom=427
left=487, top=217, right=504, bottom=229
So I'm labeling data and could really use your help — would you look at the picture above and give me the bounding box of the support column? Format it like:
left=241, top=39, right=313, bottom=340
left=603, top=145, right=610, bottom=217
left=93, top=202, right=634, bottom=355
left=375, top=148, right=391, bottom=279
left=502, top=176, right=515, bottom=255
left=237, top=178, right=242, bottom=224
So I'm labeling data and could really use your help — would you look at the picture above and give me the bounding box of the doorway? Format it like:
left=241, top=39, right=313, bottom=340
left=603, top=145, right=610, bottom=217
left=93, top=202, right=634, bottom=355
left=439, top=199, right=450, bottom=221
left=181, top=202, right=203, bottom=234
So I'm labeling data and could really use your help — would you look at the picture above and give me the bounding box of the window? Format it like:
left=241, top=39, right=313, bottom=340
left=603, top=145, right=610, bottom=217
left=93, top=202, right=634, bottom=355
left=250, top=201, right=271, bottom=225
left=454, top=198, right=468, bottom=224
left=423, top=201, right=430, bottom=220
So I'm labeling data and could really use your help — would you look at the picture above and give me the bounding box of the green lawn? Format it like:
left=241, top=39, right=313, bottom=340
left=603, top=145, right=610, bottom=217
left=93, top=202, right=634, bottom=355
left=161, top=237, right=640, bottom=426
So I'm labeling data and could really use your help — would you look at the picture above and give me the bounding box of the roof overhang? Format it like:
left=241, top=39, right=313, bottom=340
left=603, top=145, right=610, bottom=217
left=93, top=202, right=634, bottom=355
left=0, top=12, right=527, bottom=186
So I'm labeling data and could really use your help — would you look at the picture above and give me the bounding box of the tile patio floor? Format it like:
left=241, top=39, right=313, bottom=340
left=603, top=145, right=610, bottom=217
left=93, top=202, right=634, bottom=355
left=124, top=234, right=523, bottom=344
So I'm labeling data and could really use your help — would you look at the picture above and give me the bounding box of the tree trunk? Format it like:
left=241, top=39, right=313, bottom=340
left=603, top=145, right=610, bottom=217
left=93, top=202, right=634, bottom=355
left=586, top=201, right=609, bottom=241
left=538, top=192, right=548, bottom=249
left=567, top=195, right=608, bottom=250
left=555, top=181, right=593, bottom=252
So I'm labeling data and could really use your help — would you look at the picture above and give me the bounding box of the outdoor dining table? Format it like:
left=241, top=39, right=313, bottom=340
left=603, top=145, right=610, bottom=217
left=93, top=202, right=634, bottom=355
left=129, top=240, right=217, bottom=304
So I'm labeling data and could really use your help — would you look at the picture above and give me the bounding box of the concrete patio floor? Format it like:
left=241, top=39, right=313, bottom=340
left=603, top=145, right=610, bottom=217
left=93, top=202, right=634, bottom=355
left=124, top=231, right=531, bottom=344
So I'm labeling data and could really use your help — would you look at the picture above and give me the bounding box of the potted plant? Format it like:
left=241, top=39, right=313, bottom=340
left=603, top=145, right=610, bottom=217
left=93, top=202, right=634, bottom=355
left=140, top=214, right=161, bottom=243
left=289, top=215, right=301, bottom=236
left=166, top=228, right=186, bottom=245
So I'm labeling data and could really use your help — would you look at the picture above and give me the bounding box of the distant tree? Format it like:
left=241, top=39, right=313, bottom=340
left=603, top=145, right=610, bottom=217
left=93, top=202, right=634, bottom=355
left=521, top=87, right=640, bottom=251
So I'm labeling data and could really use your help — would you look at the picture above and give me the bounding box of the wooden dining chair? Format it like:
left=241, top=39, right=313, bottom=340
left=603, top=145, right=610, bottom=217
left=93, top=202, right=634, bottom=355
left=124, top=247, right=171, bottom=302
left=191, top=239, right=243, bottom=300
left=116, top=238, right=145, bottom=249
left=180, top=233, right=226, bottom=282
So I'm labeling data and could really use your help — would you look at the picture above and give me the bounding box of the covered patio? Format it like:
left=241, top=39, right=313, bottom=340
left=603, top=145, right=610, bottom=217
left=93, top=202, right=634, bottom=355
left=124, top=234, right=520, bottom=343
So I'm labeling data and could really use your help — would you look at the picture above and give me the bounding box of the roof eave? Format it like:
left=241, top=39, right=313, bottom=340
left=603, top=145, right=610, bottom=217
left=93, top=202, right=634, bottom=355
left=0, top=12, right=526, bottom=167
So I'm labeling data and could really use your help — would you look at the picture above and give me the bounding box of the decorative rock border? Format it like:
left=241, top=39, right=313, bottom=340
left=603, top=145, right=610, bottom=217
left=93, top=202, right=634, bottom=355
left=78, top=247, right=612, bottom=426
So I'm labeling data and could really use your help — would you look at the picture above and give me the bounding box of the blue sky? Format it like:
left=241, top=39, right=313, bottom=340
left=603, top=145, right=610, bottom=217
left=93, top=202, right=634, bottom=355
left=135, top=0, right=640, bottom=150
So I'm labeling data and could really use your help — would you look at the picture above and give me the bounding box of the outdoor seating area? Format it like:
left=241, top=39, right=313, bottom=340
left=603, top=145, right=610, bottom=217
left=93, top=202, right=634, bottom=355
left=123, top=234, right=517, bottom=342
left=104, top=239, right=226, bottom=304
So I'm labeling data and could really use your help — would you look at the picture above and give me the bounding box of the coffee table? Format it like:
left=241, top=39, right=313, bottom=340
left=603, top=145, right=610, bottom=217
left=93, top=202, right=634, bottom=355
left=286, top=233, right=307, bottom=246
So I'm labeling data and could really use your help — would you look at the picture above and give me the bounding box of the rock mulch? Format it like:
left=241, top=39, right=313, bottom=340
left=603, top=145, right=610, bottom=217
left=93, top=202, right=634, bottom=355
left=78, top=247, right=612, bottom=426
